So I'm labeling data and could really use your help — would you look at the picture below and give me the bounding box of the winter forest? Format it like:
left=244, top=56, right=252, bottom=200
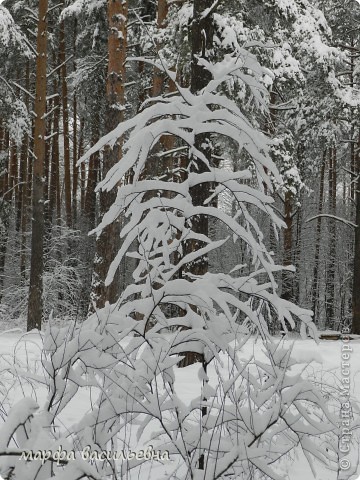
left=0, top=0, right=360, bottom=478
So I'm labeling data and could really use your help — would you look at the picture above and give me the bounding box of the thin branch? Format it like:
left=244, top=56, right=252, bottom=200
left=11, top=81, right=35, bottom=100
left=305, top=214, right=357, bottom=228
left=47, top=55, right=74, bottom=79
left=201, top=0, right=223, bottom=19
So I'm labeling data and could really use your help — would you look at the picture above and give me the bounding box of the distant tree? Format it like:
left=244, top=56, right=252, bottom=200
left=90, top=0, right=128, bottom=309
left=27, top=0, right=48, bottom=331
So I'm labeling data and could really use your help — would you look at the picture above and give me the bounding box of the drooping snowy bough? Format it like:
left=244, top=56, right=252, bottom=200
left=0, top=53, right=342, bottom=479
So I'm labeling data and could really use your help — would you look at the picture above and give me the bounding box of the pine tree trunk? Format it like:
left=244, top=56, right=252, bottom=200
left=153, top=0, right=169, bottom=97
left=27, top=0, right=48, bottom=331
left=9, top=142, right=17, bottom=202
left=72, top=19, right=78, bottom=223
left=81, top=120, right=100, bottom=316
left=44, top=95, right=53, bottom=225
left=0, top=129, right=9, bottom=297
left=78, top=116, right=86, bottom=211
left=84, top=117, right=100, bottom=229
left=326, top=146, right=337, bottom=328
left=0, top=123, right=5, bottom=196
left=91, top=0, right=127, bottom=309
left=59, top=6, right=72, bottom=227
left=178, top=0, right=214, bottom=371
left=350, top=38, right=355, bottom=201
left=48, top=73, right=60, bottom=225
left=352, top=131, right=360, bottom=333
left=282, top=191, right=293, bottom=302
left=312, top=150, right=326, bottom=322
left=2, top=131, right=9, bottom=200
left=19, top=61, right=30, bottom=278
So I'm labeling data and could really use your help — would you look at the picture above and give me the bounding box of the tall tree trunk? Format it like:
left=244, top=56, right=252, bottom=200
left=91, top=0, right=127, bottom=309
left=2, top=131, right=10, bottom=200
left=78, top=116, right=86, bottom=211
left=81, top=119, right=100, bottom=316
left=179, top=3, right=215, bottom=469
left=84, top=131, right=99, bottom=229
left=59, top=6, right=72, bottom=227
left=153, top=0, right=169, bottom=97
left=9, top=142, right=17, bottom=202
left=19, top=61, right=30, bottom=279
left=350, top=38, right=355, bottom=201
left=72, top=18, right=79, bottom=223
left=48, top=74, right=60, bottom=226
left=282, top=191, right=294, bottom=302
left=27, top=0, right=48, bottom=331
left=326, top=146, right=337, bottom=329
left=44, top=95, right=53, bottom=225
left=178, top=14, right=215, bottom=472
left=0, top=123, right=6, bottom=196
left=352, top=130, right=360, bottom=333
left=312, top=150, right=326, bottom=322
left=293, top=205, right=302, bottom=305
left=0, top=129, right=10, bottom=297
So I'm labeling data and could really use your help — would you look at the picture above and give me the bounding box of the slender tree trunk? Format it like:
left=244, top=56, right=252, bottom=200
left=17, top=144, right=28, bottom=235
left=91, top=0, right=127, bottom=309
left=19, top=61, right=30, bottom=278
left=293, top=204, right=302, bottom=305
left=0, top=129, right=9, bottom=296
left=0, top=123, right=5, bottom=196
left=326, top=146, right=337, bottom=328
left=178, top=15, right=215, bottom=473
left=179, top=2, right=216, bottom=469
left=72, top=18, right=78, bottom=223
left=59, top=6, right=72, bottom=227
left=281, top=190, right=294, bottom=302
left=9, top=142, right=17, bottom=202
left=2, top=131, right=10, bottom=200
left=153, top=0, right=169, bottom=97
left=48, top=74, right=60, bottom=225
left=312, top=150, right=326, bottom=321
left=350, top=38, right=355, bottom=201
left=78, top=116, right=86, bottom=211
left=80, top=118, right=100, bottom=316
left=84, top=123, right=100, bottom=230
left=44, top=96, right=53, bottom=224
left=353, top=130, right=360, bottom=333
left=27, top=0, right=48, bottom=331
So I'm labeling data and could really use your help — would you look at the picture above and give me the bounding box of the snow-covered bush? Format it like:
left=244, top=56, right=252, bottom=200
left=0, top=52, right=344, bottom=479
left=1, top=225, right=85, bottom=325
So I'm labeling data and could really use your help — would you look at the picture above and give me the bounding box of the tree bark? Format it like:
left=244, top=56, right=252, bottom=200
left=0, top=128, right=9, bottom=298
left=312, top=150, right=326, bottom=321
left=59, top=6, right=72, bottom=227
left=326, top=146, right=337, bottom=328
left=72, top=18, right=79, bottom=223
left=27, top=0, right=48, bottom=331
left=91, top=0, right=127, bottom=309
left=19, top=61, right=31, bottom=280
left=353, top=132, right=360, bottom=333
left=48, top=73, right=60, bottom=226
left=153, top=0, right=169, bottom=97
left=9, top=142, right=17, bottom=203
left=282, top=191, right=294, bottom=302
left=178, top=0, right=215, bottom=371
left=78, top=115, right=86, bottom=211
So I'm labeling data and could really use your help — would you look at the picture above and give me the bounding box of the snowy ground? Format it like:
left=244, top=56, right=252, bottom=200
left=0, top=327, right=359, bottom=479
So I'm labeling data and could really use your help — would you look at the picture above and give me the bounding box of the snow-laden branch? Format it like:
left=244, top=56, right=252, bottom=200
left=306, top=213, right=357, bottom=228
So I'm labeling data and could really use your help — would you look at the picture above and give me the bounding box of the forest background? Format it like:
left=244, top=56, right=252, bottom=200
left=0, top=0, right=359, bottom=334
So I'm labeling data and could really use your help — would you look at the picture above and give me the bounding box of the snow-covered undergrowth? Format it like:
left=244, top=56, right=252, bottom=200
left=0, top=323, right=359, bottom=480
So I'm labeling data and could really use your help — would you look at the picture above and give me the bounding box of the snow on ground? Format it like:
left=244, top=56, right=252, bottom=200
left=0, top=327, right=359, bottom=479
